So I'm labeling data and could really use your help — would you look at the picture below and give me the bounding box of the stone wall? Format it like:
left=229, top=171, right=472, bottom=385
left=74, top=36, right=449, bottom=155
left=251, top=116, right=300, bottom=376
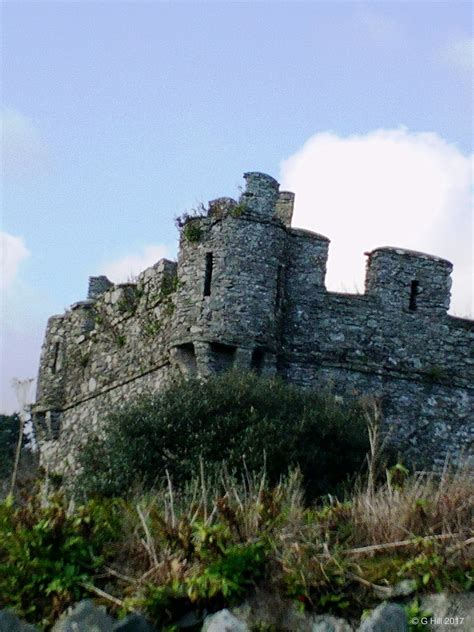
left=33, top=172, right=473, bottom=475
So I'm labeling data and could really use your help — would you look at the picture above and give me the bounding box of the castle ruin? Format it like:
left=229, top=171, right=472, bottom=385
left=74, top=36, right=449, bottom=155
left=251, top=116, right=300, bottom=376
left=33, top=172, right=473, bottom=474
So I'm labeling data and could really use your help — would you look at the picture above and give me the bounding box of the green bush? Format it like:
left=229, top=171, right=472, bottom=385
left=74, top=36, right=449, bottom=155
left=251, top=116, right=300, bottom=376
left=0, top=494, right=121, bottom=625
left=78, top=371, right=368, bottom=500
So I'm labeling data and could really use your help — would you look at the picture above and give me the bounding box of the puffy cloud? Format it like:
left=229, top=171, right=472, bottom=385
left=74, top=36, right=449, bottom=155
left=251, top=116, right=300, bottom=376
left=0, top=312, right=41, bottom=414
left=280, top=128, right=472, bottom=317
left=0, top=233, right=38, bottom=413
left=100, top=244, right=171, bottom=283
left=0, top=232, right=30, bottom=290
left=442, top=36, right=473, bottom=73
left=1, top=108, right=46, bottom=176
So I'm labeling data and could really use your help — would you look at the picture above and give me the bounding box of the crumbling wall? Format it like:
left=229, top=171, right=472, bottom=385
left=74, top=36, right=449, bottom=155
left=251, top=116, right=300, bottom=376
left=34, top=259, right=178, bottom=473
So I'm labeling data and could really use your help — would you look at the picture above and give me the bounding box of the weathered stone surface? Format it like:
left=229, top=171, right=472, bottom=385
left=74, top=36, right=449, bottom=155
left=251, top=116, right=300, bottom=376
left=420, top=592, right=473, bottom=632
left=357, top=603, right=407, bottom=632
left=113, top=612, right=158, bottom=631
left=229, top=591, right=354, bottom=631
left=33, top=172, right=473, bottom=479
left=232, top=595, right=310, bottom=630
left=311, top=614, right=353, bottom=632
left=202, top=609, right=249, bottom=632
left=176, top=609, right=207, bottom=628
left=0, top=610, right=37, bottom=632
left=88, top=276, right=113, bottom=300
left=51, top=600, right=115, bottom=632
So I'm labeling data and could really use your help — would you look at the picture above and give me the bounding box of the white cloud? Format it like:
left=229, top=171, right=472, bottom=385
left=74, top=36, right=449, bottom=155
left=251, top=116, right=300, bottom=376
left=442, top=36, right=473, bottom=72
left=100, top=244, right=171, bottom=283
left=1, top=108, right=46, bottom=176
left=0, top=233, right=40, bottom=414
left=280, top=128, right=473, bottom=317
left=0, top=232, right=30, bottom=290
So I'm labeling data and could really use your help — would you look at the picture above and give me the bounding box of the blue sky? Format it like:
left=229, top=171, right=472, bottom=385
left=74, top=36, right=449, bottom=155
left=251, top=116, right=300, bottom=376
left=1, top=0, right=472, bottom=412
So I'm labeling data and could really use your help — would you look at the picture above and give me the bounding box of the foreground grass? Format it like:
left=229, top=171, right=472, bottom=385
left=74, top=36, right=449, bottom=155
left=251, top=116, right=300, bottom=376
left=1, top=463, right=472, bottom=630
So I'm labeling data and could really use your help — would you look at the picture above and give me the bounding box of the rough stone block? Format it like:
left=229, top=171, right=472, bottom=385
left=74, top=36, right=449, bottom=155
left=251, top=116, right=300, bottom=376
left=311, top=614, right=353, bottom=632
left=51, top=600, right=115, bottom=632
left=113, top=613, right=158, bottom=631
left=0, top=610, right=38, bottom=632
left=357, top=603, right=407, bottom=632
left=202, top=609, right=250, bottom=632
left=420, top=592, right=473, bottom=632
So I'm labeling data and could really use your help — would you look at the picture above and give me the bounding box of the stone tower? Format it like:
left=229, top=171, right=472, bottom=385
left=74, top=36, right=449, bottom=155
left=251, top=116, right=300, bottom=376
left=170, top=172, right=293, bottom=376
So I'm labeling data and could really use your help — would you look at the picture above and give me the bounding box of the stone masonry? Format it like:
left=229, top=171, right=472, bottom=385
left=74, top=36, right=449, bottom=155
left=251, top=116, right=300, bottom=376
left=33, top=172, right=473, bottom=475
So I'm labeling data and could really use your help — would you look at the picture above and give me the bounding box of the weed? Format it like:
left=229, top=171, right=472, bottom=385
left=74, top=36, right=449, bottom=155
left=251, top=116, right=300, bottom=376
left=79, top=352, right=90, bottom=368
left=175, top=203, right=207, bottom=229
left=405, top=598, right=432, bottom=632
left=423, top=365, right=448, bottom=383
left=230, top=203, right=247, bottom=218
left=142, top=316, right=162, bottom=338
left=183, top=221, right=202, bottom=243
left=115, top=334, right=127, bottom=347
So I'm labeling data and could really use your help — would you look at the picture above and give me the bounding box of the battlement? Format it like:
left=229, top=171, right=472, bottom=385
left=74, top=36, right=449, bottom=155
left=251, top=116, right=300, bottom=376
left=365, top=247, right=453, bottom=315
left=34, top=172, right=473, bottom=476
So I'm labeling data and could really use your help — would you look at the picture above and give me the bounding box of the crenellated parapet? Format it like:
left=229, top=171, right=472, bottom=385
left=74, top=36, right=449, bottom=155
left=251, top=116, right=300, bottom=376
left=34, top=171, right=473, bottom=475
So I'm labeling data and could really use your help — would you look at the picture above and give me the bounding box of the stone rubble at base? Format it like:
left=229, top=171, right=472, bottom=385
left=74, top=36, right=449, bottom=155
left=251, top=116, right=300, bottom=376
left=2, top=593, right=473, bottom=631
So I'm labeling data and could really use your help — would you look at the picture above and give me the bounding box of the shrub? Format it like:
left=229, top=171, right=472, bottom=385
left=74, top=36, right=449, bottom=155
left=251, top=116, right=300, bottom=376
left=183, top=221, right=202, bottom=242
left=0, top=494, right=121, bottom=626
left=78, top=371, right=368, bottom=500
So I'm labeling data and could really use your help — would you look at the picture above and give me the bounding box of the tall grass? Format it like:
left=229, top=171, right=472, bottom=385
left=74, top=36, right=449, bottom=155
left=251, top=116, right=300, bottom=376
left=351, top=462, right=473, bottom=545
left=101, top=460, right=472, bottom=618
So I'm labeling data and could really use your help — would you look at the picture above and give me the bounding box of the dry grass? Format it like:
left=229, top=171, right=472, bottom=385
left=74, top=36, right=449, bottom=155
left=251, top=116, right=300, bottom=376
left=107, top=465, right=304, bottom=586
left=351, top=397, right=473, bottom=546
left=350, top=463, right=474, bottom=545
left=113, top=453, right=473, bottom=562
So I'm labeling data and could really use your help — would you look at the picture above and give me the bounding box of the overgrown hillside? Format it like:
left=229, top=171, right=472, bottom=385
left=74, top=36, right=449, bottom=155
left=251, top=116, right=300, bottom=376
left=1, top=373, right=472, bottom=630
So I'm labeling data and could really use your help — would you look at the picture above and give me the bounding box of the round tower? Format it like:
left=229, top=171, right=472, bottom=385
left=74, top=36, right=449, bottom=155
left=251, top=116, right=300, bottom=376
left=170, top=172, right=291, bottom=376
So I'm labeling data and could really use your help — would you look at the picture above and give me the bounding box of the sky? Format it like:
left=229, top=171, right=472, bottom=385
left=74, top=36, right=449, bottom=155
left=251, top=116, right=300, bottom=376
left=1, top=0, right=472, bottom=413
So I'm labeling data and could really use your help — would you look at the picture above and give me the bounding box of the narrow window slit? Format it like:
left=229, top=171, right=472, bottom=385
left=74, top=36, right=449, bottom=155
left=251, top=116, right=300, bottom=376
left=276, top=265, right=284, bottom=309
left=409, top=280, right=419, bottom=311
left=51, top=342, right=60, bottom=374
left=204, top=252, right=213, bottom=296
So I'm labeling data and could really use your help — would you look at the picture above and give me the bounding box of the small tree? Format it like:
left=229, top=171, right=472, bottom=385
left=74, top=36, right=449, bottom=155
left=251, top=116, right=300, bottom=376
left=9, top=378, right=34, bottom=496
